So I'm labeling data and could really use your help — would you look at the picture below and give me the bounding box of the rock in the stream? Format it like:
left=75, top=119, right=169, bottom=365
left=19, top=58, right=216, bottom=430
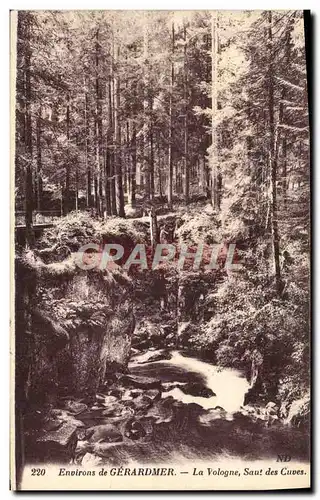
left=63, top=400, right=87, bottom=415
left=42, top=417, right=64, bottom=432
left=138, top=417, right=155, bottom=436
left=232, top=411, right=256, bottom=425
left=130, top=348, right=141, bottom=356
left=121, top=389, right=136, bottom=401
left=82, top=452, right=103, bottom=467
left=105, top=386, right=124, bottom=398
left=141, top=350, right=172, bottom=363
left=180, top=382, right=215, bottom=398
left=102, top=402, right=130, bottom=418
left=49, top=409, right=86, bottom=428
left=162, top=381, right=187, bottom=391
left=145, top=397, right=175, bottom=424
left=85, top=424, right=123, bottom=444
left=102, top=395, right=118, bottom=406
left=130, top=389, right=144, bottom=398
left=75, top=439, right=93, bottom=459
left=91, top=441, right=125, bottom=458
left=120, top=374, right=162, bottom=390
left=28, top=421, right=79, bottom=463
left=105, top=407, right=135, bottom=423
left=124, top=418, right=146, bottom=440
left=132, top=395, right=154, bottom=412
left=95, top=393, right=106, bottom=402
left=145, top=388, right=161, bottom=402
left=198, top=407, right=227, bottom=425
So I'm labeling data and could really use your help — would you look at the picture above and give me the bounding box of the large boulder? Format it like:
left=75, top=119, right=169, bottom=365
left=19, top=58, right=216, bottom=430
left=120, top=374, right=162, bottom=390
left=180, top=382, right=215, bottom=398
left=145, top=397, right=175, bottom=424
left=16, top=253, right=135, bottom=401
left=25, top=421, right=78, bottom=463
left=85, top=424, right=123, bottom=444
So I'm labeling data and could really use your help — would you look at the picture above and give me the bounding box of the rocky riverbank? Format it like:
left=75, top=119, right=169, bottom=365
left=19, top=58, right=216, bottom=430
left=23, top=349, right=310, bottom=467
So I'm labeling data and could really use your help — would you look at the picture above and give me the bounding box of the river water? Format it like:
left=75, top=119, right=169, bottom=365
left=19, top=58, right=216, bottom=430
left=127, top=349, right=309, bottom=463
left=130, top=350, right=250, bottom=414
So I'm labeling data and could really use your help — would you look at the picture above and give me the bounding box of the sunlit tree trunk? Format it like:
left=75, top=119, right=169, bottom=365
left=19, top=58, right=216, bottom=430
left=63, top=94, right=71, bottom=215
left=282, top=137, right=287, bottom=209
left=183, top=23, right=189, bottom=204
left=35, top=105, right=42, bottom=212
left=95, top=29, right=103, bottom=217
left=128, top=121, right=137, bottom=208
left=108, top=71, right=117, bottom=216
left=268, top=11, right=282, bottom=293
left=143, top=22, right=150, bottom=201
left=23, top=13, right=34, bottom=246
left=167, top=21, right=175, bottom=208
left=84, top=90, right=92, bottom=208
left=211, top=11, right=219, bottom=210
left=114, top=44, right=125, bottom=217
left=149, top=97, right=155, bottom=200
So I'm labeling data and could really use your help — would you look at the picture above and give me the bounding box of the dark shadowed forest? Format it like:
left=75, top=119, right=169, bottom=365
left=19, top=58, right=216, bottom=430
left=13, top=10, right=310, bottom=485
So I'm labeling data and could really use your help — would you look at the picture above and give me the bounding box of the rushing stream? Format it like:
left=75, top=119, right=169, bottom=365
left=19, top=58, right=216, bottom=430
left=23, top=347, right=309, bottom=468
left=130, top=350, right=250, bottom=414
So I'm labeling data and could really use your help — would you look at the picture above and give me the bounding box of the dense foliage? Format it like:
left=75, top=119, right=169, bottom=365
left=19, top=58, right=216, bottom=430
left=15, top=10, right=310, bottom=414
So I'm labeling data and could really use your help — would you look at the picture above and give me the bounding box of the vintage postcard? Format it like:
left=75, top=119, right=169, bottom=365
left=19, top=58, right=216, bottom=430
left=10, top=9, right=311, bottom=491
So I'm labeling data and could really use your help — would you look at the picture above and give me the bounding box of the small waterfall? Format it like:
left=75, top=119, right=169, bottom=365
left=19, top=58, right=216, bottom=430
left=133, top=350, right=250, bottom=414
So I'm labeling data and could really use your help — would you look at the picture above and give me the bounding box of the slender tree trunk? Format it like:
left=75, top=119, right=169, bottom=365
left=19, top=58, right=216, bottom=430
left=114, top=45, right=125, bottom=217
left=75, top=161, right=79, bottom=213
left=108, top=74, right=117, bottom=216
left=36, top=105, right=42, bottom=212
left=204, top=156, right=210, bottom=200
left=104, top=147, right=111, bottom=216
left=129, top=121, right=137, bottom=208
left=275, top=21, right=293, bottom=210
left=95, top=29, right=103, bottom=217
left=126, top=120, right=130, bottom=199
left=143, top=23, right=150, bottom=201
left=24, top=14, right=34, bottom=246
left=157, top=132, right=163, bottom=200
left=109, top=150, right=117, bottom=216
left=84, top=91, right=92, bottom=208
left=64, top=94, right=71, bottom=215
left=183, top=23, right=189, bottom=204
left=211, top=11, right=219, bottom=210
left=159, top=164, right=163, bottom=200
left=103, top=69, right=111, bottom=217
left=268, top=11, right=282, bottom=294
left=94, top=175, right=98, bottom=214
left=167, top=21, right=175, bottom=208
left=128, top=68, right=137, bottom=208
left=149, top=206, right=158, bottom=250
left=282, top=137, right=287, bottom=209
left=149, top=97, right=154, bottom=200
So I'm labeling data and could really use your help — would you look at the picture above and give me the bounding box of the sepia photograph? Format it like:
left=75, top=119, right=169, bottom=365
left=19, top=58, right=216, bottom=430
left=10, top=9, right=311, bottom=490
